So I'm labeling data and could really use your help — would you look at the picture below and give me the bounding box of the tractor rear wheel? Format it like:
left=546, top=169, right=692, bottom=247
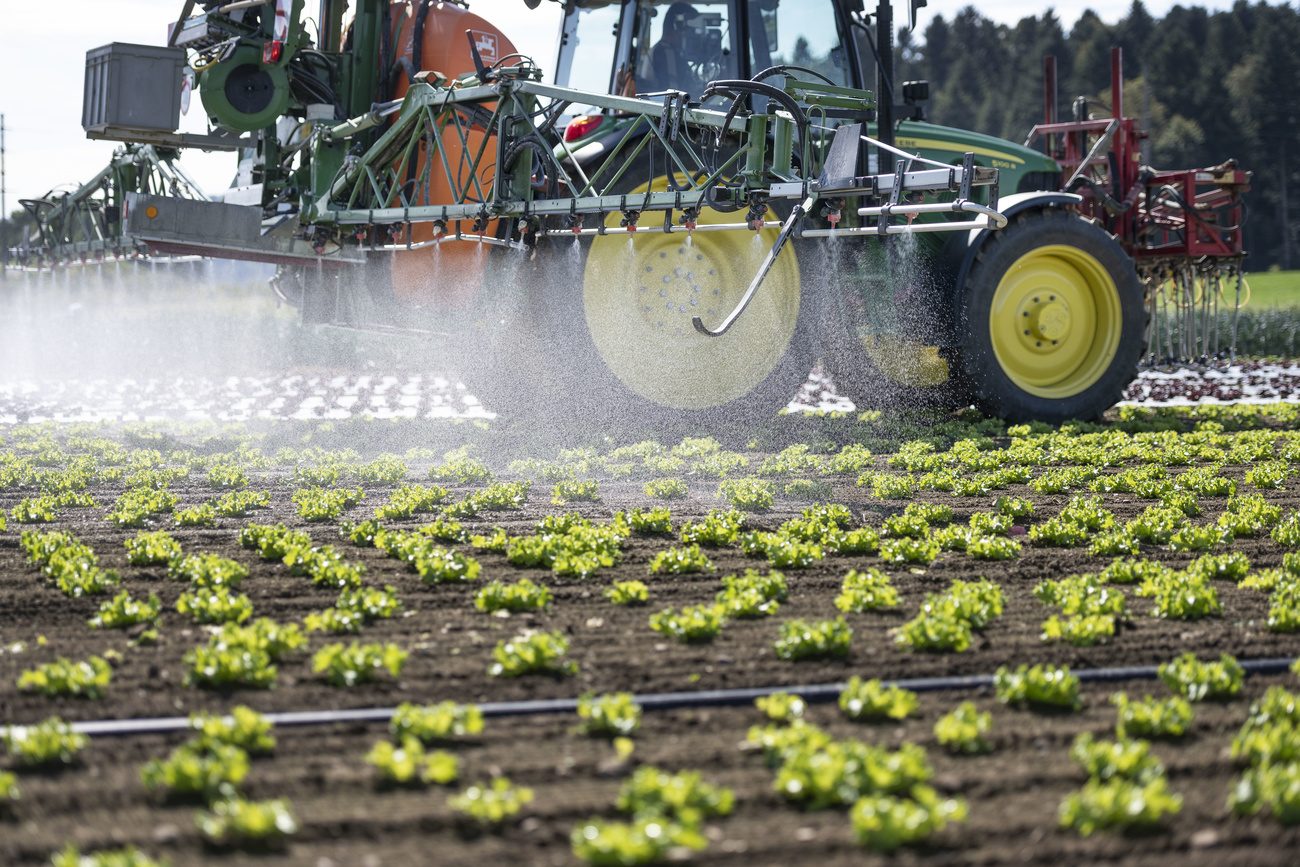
left=954, top=208, right=1144, bottom=423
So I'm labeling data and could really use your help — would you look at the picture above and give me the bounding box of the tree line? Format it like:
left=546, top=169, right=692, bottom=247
left=895, top=0, right=1299, bottom=270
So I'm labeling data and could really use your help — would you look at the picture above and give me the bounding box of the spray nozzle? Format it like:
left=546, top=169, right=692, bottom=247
left=472, top=212, right=490, bottom=237
left=517, top=216, right=541, bottom=238
left=679, top=208, right=699, bottom=233
left=746, top=198, right=769, bottom=231
left=820, top=198, right=845, bottom=228
left=620, top=211, right=640, bottom=233
left=432, top=220, right=446, bottom=238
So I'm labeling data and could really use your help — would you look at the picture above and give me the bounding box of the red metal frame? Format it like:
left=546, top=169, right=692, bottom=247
left=1025, top=48, right=1249, bottom=263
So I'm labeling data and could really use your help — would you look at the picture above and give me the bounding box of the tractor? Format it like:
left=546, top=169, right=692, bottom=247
left=25, top=0, right=1247, bottom=428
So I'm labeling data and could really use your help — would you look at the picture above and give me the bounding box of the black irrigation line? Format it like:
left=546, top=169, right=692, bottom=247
left=14, top=656, right=1296, bottom=739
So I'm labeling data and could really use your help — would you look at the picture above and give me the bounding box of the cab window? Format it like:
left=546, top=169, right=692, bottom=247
left=748, top=0, right=849, bottom=86
left=631, top=0, right=736, bottom=96
left=555, top=0, right=626, bottom=98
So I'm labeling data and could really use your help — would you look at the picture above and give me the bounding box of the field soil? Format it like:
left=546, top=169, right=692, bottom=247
left=2, top=444, right=1300, bottom=864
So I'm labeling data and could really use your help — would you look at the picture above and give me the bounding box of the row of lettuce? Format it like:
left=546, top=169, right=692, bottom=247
left=9, top=655, right=1300, bottom=864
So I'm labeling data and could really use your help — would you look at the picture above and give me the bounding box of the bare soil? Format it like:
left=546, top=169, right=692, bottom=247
left=2, top=447, right=1300, bottom=864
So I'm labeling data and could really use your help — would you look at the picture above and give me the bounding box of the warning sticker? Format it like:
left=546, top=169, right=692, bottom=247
left=469, top=30, right=500, bottom=65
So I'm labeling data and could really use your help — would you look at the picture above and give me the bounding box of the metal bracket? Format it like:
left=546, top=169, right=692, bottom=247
left=692, top=196, right=814, bottom=337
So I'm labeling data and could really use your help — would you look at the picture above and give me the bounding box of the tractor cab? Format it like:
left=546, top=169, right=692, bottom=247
left=554, top=0, right=857, bottom=108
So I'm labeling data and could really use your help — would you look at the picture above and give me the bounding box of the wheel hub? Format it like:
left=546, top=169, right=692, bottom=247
left=988, top=243, right=1122, bottom=398
left=1017, top=293, right=1072, bottom=349
left=636, top=245, right=719, bottom=335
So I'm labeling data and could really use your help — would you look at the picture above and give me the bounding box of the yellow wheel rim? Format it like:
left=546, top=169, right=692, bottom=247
left=989, top=244, right=1121, bottom=399
left=863, top=336, right=951, bottom=387
left=583, top=179, right=800, bottom=410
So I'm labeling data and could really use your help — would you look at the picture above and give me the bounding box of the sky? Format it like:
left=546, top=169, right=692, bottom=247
left=1, top=0, right=1245, bottom=210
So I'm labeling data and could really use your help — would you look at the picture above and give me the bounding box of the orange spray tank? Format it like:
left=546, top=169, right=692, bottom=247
left=385, top=1, right=516, bottom=308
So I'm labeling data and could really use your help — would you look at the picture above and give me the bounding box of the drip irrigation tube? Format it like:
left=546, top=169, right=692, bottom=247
left=12, top=657, right=1296, bottom=740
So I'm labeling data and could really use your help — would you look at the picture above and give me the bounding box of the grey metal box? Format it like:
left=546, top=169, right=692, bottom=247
left=83, top=43, right=186, bottom=133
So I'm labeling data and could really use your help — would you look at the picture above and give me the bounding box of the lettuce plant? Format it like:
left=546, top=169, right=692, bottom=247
left=50, top=846, right=169, bottom=867
left=177, top=587, right=253, bottom=625
left=625, top=507, right=673, bottom=534
left=616, top=764, right=734, bottom=826
left=774, top=739, right=932, bottom=808
left=312, top=642, right=408, bottom=687
left=189, top=706, right=276, bottom=755
left=994, top=664, right=1082, bottom=711
left=1111, top=692, right=1194, bottom=739
left=2, top=716, right=87, bottom=766
left=576, top=692, right=642, bottom=737
left=18, top=655, right=112, bottom=699
left=648, top=544, right=714, bottom=575
left=474, top=578, right=552, bottom=613
left=838, top=677, right=918, bottom=721
left=448, top=778, right=534, bottom=824
left=650, top=604, right=726, bottom=643
left=390, top=701, right=484, bottom=742
left=89, top=591, right=161, bottom=629
left=1068, top=733, right=1164, bottom=783
left=850, top=787, right=968, bottom=852
left=643, top=478, right=688, bottom=500
left=124, top=531, right=182, bottom=566
left=679, top=508, right=746, bottom=546
left=716, top=568, right=786, bottom=618
left=195, top=796, right=299, bottom=847
left=755, top=692, right=806, bottom=722
left=835, top=568, right=898, bottom=613
left=140, top=742, right=249, bottom=800
left=1158, top=652, right=1244, bottom=700
left=488, top=631, right=577, bottom=677
left=933, top=702, right=993, bottom=754
left=571, top=817, right=706, bottom=865
left=1059, top=776, right=1181, bottom=835
left=773, top=616, right=852, bottom=661
left=604, top=580, right=649, bottom=606
left=366, top=737, right=458, bottom=785
left=717, top=478, right=774, bottom=511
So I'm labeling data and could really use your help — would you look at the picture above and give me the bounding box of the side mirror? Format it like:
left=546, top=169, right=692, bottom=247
left=902, top=80, right=929, bottom=102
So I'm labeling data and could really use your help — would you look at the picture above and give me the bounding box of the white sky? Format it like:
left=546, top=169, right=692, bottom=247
left=1, top=0, right=1241, bottom=208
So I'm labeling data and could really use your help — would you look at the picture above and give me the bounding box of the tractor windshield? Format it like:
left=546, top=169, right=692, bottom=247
left=747, top=0, right=850, bottom=86
left=555, top=0, right=628, bottom=99
left=555, top=0, right=851, bottom=102
left=631, top=0, right=737, bottom=95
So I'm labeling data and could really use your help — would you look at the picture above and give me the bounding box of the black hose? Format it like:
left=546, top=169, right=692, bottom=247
left=411, top=0, right=433, bottom=81
left=751, top=64, right=837, bottom=86
left=502, top=135, right=560, bottom=199
left=1067, top=168, right=1154, bottom=216
left=36, top=656, right=1298, bottom=739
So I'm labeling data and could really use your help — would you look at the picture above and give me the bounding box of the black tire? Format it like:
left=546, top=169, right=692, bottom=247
left=814, top=235, right=970, bottom=412
left=953, top=208, right=1145, bottom=423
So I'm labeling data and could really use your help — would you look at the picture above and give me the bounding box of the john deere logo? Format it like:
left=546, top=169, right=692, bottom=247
left=471, top=31, right=499, bottom=63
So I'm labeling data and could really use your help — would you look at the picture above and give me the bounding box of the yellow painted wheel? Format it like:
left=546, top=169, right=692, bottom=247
left=582, top=177, right=803, bottom=411
left=988, top=244, right=1122, bottom=399
left=957, top=208, right=1145, bottom=424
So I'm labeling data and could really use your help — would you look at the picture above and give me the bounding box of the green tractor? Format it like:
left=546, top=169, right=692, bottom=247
left=548, top=0, right=1147, bottom=425
left=41, top=0, right=1245, bottom=429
